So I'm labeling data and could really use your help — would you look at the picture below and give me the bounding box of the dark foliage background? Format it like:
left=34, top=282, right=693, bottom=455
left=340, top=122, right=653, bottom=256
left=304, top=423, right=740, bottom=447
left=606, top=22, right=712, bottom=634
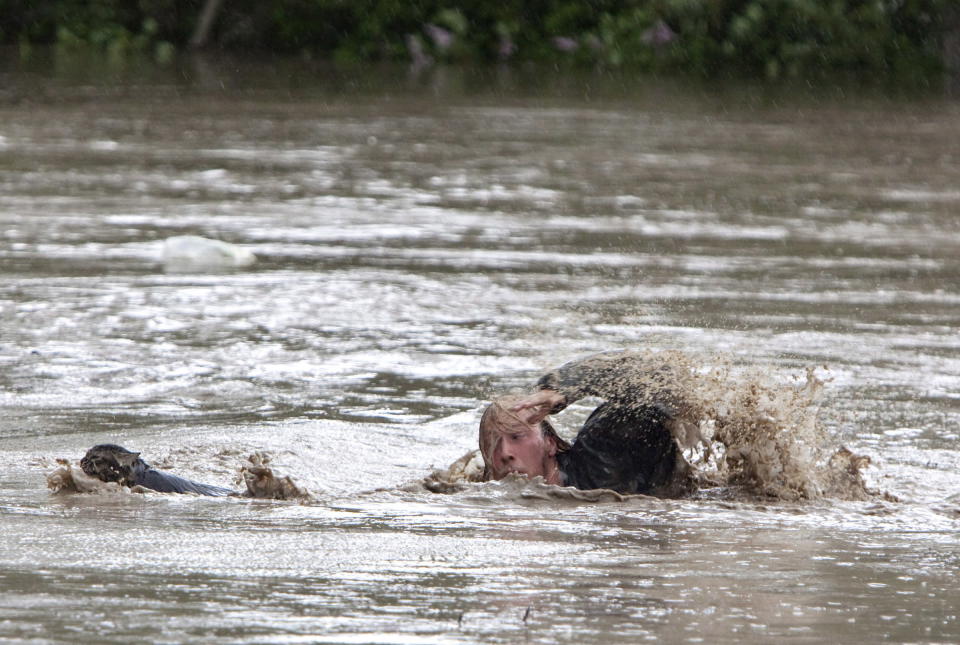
left=0, top=0, right=952, bottom=79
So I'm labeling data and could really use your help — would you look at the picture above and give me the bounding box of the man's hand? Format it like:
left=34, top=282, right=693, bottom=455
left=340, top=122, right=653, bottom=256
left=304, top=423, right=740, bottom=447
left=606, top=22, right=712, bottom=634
left=509, top=389, right=566, bottom=424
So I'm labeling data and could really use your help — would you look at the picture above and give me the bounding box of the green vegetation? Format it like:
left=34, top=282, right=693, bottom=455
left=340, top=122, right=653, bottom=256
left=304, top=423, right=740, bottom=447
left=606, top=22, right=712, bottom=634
left=0, top=0, right=951, bottom=80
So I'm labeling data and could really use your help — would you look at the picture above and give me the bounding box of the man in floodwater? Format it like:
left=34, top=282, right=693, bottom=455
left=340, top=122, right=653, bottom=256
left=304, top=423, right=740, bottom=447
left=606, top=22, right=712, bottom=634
left=479, top=351, right=694, bottom=496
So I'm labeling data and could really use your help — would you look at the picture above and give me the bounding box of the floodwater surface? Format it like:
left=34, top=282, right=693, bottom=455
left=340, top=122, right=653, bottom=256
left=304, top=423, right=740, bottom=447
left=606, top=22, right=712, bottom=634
left=1, top=54, right=959, bottom=643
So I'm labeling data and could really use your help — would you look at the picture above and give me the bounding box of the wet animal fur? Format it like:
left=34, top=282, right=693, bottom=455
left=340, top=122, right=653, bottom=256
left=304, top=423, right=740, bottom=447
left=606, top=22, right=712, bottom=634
left=80, top=444, right=141, bottom=486
left=80, top=443, right=234, bottom=496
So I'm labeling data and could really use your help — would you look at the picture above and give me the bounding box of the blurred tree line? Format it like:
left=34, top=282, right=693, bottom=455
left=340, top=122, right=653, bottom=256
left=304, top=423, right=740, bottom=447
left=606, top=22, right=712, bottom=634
left=0, top=0, right=952, bottom=79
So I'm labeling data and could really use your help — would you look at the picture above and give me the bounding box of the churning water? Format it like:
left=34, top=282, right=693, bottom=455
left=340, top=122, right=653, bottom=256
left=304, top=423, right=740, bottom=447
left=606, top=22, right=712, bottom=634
left=1, top=54, right=959, bottom=643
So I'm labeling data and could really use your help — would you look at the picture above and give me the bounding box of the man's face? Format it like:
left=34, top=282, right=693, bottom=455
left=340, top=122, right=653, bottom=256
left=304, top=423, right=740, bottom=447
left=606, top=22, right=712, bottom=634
left=484, top=416, right=556, bottom=480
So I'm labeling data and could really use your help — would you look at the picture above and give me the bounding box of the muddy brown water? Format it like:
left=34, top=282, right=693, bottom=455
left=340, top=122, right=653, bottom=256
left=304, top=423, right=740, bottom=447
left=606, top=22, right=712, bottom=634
left=1, top=53, right=959, bottom=643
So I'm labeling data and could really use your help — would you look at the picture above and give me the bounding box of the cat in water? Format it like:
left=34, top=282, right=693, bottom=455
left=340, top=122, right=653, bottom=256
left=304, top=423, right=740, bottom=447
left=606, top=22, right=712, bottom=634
left=80, top=443, right=235, bottom=497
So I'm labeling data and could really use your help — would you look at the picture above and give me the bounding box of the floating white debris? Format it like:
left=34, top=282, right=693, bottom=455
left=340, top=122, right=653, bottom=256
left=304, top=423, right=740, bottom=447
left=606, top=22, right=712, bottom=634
left=162, top=235, right=257, bottom=272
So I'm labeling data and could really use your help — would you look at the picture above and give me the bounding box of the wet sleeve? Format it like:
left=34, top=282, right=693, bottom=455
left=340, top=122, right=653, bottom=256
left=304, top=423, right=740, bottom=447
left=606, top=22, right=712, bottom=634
left=535, top=351, right=677, bottom=416
left=542, top=352, right=690, bottom=495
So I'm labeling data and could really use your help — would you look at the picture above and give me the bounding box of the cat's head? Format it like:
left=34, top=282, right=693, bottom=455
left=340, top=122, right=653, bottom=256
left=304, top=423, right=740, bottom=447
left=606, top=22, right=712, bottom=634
left=80, top=444, right=141, bottom=485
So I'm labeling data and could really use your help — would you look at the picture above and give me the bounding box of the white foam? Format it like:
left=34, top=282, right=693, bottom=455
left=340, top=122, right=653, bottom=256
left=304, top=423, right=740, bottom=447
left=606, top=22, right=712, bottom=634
left=161, top=235, right=257, bottom=272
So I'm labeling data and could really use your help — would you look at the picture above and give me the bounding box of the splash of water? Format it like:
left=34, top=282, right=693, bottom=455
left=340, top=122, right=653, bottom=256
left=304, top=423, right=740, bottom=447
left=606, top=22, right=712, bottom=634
left=46, top=459, right=132, bottom=495
left=240, top=452, right=314, bottom=500
left=680, top=359, right=873, bottom=501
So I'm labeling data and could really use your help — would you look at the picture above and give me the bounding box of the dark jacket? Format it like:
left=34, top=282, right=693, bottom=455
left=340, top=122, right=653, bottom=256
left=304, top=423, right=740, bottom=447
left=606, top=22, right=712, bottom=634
left=536, top=351, right=692, bottom=496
